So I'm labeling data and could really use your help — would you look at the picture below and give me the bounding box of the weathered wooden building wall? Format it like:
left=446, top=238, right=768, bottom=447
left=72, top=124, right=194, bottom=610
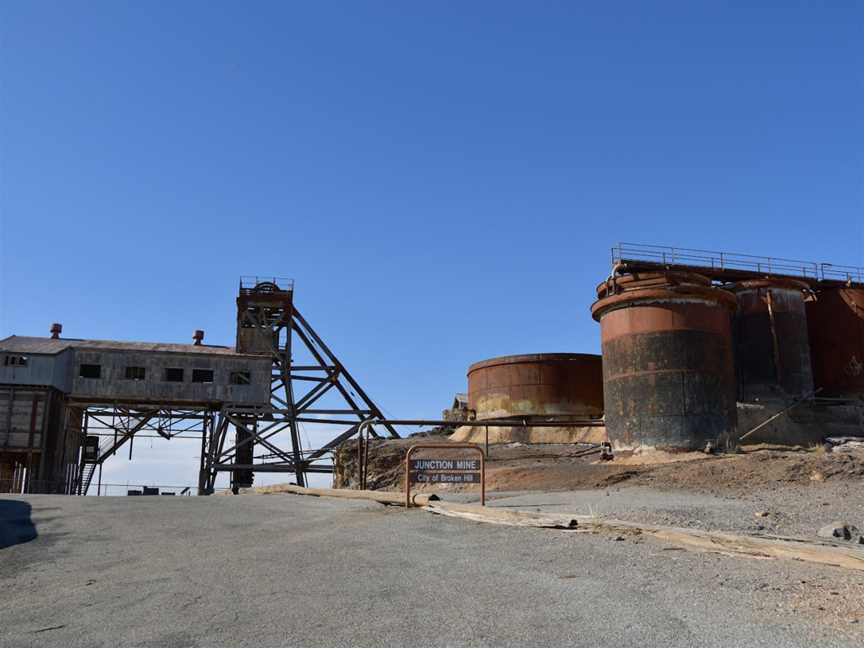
left=0, top=386, right=76, bottom=493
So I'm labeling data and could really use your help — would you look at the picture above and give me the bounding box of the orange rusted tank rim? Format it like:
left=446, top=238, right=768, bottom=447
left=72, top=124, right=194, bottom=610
left=592, top=272, right=736, bottom=322
left=595, top=270, right=713, bottom=299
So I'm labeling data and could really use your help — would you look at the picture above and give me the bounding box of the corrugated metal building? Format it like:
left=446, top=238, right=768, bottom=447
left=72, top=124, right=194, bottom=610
left=0, top=333, right=271, bottom=493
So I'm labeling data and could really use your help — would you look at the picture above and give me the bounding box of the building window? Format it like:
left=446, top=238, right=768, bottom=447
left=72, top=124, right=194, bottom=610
left=125, top=366, right=146, bottom=381
left=192, top=369, right=214, bottom=383
left=79, top=364, right=101, bottom=379
left=230, top=371, right=251, bottom=385
left=164, top=368, right=184, bottom=382
left=3, top=355, right=28, bottom=367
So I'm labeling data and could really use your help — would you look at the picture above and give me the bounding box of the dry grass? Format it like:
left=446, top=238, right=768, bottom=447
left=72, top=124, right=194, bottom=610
left=811, top=443, right=828, bottom=456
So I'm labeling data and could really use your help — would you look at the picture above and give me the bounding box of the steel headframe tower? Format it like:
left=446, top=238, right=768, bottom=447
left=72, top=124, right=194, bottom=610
left=200, top=277, right=398, bottom=493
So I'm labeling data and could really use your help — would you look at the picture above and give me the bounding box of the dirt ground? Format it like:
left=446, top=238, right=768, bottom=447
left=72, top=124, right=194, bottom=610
left=336, top=436, right=864, bottom=497
left=326, top=438, right=864, bottom=631
left=334, top=437, right=864, bottom=540
left=488, top=443, right=864, bottom=494
left=241, top=438, right=864, bottom=632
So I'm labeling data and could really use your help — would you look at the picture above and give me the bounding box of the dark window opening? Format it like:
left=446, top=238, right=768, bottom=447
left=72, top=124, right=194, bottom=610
left=164, top=367, right=184, bottom=382
left=79, top=364, right=101, bottom=379
left=192, top=369, right=214, bottom=383
left=4, top=355, right=28, bottom=367
left=230, top=371, right=251, bottom=385
left=125, top=366, right=146, bottom=380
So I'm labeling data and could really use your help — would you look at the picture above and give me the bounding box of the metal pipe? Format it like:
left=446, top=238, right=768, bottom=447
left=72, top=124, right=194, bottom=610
left=353, top=414, right=601, bottom=486
left=739, top=388, right=823, bottom=442
left=355, top=416, right=377, bottom=488
left=354, top=417, right=600, bottom=491
left=359, top=418, right=603, bottom=428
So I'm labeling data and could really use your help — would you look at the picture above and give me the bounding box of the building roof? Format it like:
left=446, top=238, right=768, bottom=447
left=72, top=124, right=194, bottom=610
left=0, top=335, right=249, bottom=357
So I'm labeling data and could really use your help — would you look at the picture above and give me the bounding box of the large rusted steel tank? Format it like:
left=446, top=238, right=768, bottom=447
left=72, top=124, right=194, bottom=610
left=592, top=271, right=738, bottom=451
left=467, top=353, right=603, bottom=421
left=731, top=279, right=814, bottom=401
left=807, top=287, right=864, bottom=396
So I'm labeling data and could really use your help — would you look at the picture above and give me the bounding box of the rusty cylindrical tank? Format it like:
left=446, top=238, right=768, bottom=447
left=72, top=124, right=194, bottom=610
left=467, top=353, right=603, bottom=421
left=806, top=287, right=864, bottom=396
left=592, top=272, right=738, bottom=451
left=731, top=279, right=814, bottom=401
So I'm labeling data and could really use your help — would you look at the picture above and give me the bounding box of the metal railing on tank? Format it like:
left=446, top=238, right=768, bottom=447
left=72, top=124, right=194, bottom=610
left=612, top=243, right=821, bottom=279
left=819, top=263, right=864, bottom=284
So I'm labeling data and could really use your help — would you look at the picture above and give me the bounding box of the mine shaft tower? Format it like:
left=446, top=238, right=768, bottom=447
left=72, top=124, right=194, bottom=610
left=199, top=278, right=397, bottom=492
left=0, top=277, right=397, bottom=495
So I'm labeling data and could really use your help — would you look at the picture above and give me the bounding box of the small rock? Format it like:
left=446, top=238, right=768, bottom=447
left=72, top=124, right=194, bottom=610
left=755, top=511, right=769, bottom=518
left=817, top=522, right=860, bottom=541
left=614, top=535, right=625, bottom=541
left=599, top=442, right=614, bottom=461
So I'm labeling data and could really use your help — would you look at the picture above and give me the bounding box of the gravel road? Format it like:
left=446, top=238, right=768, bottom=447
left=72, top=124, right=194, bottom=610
left=451, top=482, right=864, bottom=538
left=1, top=494, right=863, bottom=647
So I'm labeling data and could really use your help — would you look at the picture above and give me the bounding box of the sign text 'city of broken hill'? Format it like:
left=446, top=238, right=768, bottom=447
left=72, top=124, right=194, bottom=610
left=404, top=443, right=485, bottom=507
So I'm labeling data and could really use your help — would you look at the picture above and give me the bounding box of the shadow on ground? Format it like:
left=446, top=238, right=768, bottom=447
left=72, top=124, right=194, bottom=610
left=0, top=499, right=37, bottom=549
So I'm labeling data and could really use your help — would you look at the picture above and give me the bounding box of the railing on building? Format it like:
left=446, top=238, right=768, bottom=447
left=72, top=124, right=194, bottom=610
left=239, top=276, right=295, bottom=293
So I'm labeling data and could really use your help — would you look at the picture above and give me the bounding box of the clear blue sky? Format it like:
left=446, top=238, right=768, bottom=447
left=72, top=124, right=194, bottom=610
left=1, top=1, right=862, bottom=426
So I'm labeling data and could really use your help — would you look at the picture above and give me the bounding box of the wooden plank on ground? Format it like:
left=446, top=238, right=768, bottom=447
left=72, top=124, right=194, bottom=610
left=425, top=502, right=864, bottom=572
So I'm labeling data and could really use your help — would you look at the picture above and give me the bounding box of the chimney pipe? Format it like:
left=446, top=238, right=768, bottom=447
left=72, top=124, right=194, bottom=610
left=50, top=323, right=62, bottom=339
left=193, top=330, right=204, bottom=346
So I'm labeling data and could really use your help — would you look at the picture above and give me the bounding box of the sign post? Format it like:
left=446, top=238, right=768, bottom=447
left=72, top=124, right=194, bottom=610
left=404, top=443, right=485, bottom=508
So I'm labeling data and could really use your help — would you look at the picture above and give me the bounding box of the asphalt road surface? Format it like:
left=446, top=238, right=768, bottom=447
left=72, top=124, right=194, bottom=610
left=1, top=494, right=862, bottom=647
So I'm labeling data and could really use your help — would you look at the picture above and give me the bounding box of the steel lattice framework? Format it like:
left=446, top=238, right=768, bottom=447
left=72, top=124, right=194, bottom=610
left=202, top=278, right=399, bottom=492
left=74, top=278, right=397, bottom=495
left=74, top=405, right=214, bottom=495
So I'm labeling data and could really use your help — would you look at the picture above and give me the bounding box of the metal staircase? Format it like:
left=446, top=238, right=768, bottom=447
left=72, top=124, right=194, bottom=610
left=78, top=461, right=98, bottom=495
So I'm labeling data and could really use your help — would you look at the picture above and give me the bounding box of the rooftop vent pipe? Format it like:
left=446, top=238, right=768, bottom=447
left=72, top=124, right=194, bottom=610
left=50, top=323, right=62, bottom=339
left=193, top=330, right=205, bottom=345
